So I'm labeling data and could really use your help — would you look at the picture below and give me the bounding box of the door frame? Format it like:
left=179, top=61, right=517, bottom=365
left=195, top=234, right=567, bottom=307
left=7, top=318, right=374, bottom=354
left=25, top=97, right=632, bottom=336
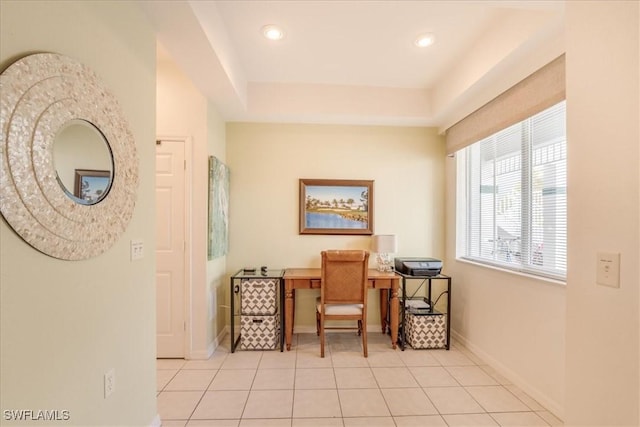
left=156, top=135, right=192, bottom=359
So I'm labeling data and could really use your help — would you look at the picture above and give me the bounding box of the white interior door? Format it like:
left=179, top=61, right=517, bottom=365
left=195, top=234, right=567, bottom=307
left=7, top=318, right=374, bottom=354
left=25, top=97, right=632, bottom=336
left=156, top=139, right=186, bottom=358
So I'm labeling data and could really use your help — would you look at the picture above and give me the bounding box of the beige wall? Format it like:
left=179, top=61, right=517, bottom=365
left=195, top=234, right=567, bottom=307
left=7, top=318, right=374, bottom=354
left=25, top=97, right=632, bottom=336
left=445, top=1, right=640, bottom=423
left=564, top=1, right=639, bottom=425
left=2, top=2, right=637, bottom=425
left=0, top=1, right=157, bottom=425
left=445, top=154, right=566, bottom=416
left=452, top=267, right=566, bottom=411
left=156, top=54, right=227, bottom=358
left=226, top=123, right=445, bottom=328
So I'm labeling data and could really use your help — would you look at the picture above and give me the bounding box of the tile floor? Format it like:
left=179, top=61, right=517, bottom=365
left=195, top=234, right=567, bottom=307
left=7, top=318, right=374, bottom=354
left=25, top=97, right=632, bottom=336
left=157, top=332, right=563, bottom=427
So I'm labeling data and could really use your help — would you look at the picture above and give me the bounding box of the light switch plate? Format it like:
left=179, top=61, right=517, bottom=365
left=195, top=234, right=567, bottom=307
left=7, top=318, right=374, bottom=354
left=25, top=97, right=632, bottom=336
left=131, top=240, right=144, bottom=261
left=596, top=252, right=620, bottom=288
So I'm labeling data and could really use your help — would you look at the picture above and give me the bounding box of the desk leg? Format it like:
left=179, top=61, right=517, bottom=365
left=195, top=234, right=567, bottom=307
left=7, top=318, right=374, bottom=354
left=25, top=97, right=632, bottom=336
left=390, top=287, right=398, bottom=349
left=285, top=287, right=294, bottom=351
left=379, top=289, right=389, bottom=334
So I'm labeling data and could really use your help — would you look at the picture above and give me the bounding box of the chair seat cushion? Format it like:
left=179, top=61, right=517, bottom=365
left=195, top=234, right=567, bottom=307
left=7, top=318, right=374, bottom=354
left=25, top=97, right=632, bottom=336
left=316, top=297, right=363, bottom=315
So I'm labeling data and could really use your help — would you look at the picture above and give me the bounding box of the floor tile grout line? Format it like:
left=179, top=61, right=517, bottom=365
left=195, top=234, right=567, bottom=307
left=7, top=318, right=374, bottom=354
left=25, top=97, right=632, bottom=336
left=157, top=368, right=181, bottom=393
left=196, top=352, right=261, bottom=422
left=419, top=348, right=503, bottom=419
left=236, top=352, right=264, bottom=422
left=157, top=333, right=560, bottom=426
left=185, top=390, right=208, bottom=422
left=291, top=347, right=298, bottom=420
left=331, top=362, right=346, bottom=421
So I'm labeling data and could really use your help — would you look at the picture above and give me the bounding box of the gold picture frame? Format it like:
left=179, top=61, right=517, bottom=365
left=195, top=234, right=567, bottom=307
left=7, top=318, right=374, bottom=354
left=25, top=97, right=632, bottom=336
left=299, top=179, right=374, bottom=235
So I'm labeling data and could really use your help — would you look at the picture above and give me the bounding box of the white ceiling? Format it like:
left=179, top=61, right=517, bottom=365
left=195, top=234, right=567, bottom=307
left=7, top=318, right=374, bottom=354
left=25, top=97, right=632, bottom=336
left=140, top=0, right=565, bottom=129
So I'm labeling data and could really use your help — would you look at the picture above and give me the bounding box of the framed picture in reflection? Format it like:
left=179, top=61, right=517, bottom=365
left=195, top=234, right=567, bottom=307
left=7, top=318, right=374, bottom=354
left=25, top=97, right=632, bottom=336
left=74, top=169, right=110, bottom=204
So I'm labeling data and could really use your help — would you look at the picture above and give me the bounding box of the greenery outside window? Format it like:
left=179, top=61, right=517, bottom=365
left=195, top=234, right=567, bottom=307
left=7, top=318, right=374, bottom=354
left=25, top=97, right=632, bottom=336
left=456, top=101, right=567, bottom=281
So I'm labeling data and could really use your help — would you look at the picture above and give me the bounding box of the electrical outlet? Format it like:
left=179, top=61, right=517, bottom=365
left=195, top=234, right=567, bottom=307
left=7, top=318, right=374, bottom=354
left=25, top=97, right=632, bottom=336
left=130, top=240, right=144, bottom=261
left=104, top=369, right=115, bottom=398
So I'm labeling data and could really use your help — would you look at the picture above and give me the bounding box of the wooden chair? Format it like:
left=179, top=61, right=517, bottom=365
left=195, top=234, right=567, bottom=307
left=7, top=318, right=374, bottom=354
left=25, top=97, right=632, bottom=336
left=315, top=250, right=370, bottom=358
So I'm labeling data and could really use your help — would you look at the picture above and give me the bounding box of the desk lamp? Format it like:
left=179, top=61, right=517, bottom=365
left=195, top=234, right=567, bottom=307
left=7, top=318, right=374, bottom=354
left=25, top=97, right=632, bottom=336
left=371, top=234, right=397, bottom=272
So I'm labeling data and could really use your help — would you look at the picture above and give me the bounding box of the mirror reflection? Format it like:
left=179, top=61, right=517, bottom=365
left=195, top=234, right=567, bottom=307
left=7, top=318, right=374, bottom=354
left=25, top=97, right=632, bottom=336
left=53, top=119, right=113, bottom=205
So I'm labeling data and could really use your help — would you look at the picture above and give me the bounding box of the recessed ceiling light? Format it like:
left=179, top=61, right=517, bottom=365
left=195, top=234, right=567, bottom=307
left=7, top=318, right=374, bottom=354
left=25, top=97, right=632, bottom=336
left=415, top=33, right=435, bottom=48
left=262, top=25, right=284, bottom=41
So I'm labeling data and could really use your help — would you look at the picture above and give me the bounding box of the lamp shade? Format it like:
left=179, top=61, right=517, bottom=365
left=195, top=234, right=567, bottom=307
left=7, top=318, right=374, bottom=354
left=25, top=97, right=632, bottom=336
left=371, top=234, right=397, bottom=253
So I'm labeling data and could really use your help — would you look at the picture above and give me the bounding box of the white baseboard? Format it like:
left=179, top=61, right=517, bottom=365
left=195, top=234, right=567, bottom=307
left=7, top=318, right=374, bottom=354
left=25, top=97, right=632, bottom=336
left=220, top=325, right=229, bottom=342
left=189, top=348, right=212, bottom=360
left=451, top=329, right=564, bottom=420
left=189, top=335, right=221, bottom=360
left=293, top=325, right=317, bottom=334
left=149, top=414, right=161, bottom=427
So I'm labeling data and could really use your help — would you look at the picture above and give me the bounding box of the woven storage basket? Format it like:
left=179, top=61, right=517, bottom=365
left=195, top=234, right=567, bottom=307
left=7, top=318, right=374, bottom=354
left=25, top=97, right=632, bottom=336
left=240, top=314, right=280, bottom=350
left=241, top=279, right=278, bottom=315
left=405, top=311, right=446, bottom=349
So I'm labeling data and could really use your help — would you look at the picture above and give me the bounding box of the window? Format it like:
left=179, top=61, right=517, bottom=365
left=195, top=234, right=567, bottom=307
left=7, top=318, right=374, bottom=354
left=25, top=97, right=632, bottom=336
left=456, top=101, right=566, bottom=280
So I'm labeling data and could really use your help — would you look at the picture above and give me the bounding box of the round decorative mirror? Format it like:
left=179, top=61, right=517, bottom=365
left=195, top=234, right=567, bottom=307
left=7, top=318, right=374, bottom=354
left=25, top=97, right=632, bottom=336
left=0, top=53, right=138, bottom=260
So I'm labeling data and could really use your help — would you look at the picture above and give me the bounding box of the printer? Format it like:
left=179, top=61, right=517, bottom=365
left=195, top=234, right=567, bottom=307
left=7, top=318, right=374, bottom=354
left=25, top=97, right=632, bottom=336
left=394, top=257, right=443, bottom=276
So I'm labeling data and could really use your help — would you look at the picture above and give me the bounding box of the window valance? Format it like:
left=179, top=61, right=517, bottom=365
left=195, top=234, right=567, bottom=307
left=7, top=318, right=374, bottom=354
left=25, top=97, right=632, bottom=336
left=446, top=54, right=565, bottom=155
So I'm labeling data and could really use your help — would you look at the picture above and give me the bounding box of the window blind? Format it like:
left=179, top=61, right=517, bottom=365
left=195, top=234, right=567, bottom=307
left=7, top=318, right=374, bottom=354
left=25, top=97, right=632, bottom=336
left=459, top=101, right=567, bottom=280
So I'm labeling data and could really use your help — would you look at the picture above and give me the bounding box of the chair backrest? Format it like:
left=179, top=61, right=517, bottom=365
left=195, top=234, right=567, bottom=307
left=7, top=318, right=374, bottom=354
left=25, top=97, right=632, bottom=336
left=321, top=250, right=369, bottom=305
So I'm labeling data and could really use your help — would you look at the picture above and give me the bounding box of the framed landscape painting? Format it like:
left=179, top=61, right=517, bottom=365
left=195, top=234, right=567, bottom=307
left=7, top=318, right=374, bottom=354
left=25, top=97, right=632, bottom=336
left=299, top=179, right=374, bottom=235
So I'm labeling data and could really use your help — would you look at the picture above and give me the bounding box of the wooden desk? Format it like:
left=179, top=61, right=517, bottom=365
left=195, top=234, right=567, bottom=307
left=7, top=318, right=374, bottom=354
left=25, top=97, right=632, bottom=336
left=283, top=268, right=400, bottom=351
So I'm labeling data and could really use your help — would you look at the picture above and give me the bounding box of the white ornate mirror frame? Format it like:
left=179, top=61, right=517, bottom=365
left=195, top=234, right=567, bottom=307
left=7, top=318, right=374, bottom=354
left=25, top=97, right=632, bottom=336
left=0, top=53, right=138, bottom=260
